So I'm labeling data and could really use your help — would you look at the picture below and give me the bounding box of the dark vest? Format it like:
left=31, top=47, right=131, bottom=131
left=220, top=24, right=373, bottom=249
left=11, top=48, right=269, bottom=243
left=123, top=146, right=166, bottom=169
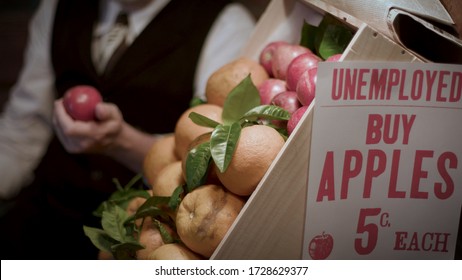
left=30, top=0, right=229, bottom=251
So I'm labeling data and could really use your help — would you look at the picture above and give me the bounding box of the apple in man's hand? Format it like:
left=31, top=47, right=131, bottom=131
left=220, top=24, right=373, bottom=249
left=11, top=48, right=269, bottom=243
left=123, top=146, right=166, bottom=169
left=63, top=85, right=102, bottom=121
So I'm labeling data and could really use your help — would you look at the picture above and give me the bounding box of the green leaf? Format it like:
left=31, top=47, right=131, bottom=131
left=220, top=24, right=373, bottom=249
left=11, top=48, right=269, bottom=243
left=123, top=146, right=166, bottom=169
left=189, top=97, right=206, bottom=107
left=241, top=105, right=290, bottom=122
left=111, top=189, right=151, bottom=207
left=93, top=201, right=112, bottom=218
left=210, top=123, right=241, bottom=173
left=314, top=14, right=339, bottom=55
left=134, top=196, right=170, bottom=221
left=300, top=20, right=318, bottom=51
left=313, top=14, right=353, bottom=59
left=269, top=124, right=289, bottom=140
left=101, top=204, right=131, bottom=243
left=189, top=112, right=221, bottom=128
left=123, top=173, right=143, bottom=190
left=168, top=185, right=185, bottom=210
left=185, top=141, right=212, bottom=191
left=112, top=178, right=124, bottom=191
left=93, top=175, right=149, bottom=217
left=93, top=189, right=150, bottom=217
left=83, top=226, right=119, bottom=253
left=153, top=219, right=176, bottom=244
left=112, top=242, right=144, bottom=260
left=222, top=75, right=261, bottom=125
left=319, top=24, right=353, bottom=59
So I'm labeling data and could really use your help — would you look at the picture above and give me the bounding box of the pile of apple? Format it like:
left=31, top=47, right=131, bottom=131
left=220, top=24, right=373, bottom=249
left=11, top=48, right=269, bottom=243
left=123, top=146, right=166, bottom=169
left=257, top=40, right=342, bottom=135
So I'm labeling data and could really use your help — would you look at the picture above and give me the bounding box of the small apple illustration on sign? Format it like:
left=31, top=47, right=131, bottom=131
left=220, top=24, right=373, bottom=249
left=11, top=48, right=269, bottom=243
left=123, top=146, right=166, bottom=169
left=308, top=231, right=334, bottom=260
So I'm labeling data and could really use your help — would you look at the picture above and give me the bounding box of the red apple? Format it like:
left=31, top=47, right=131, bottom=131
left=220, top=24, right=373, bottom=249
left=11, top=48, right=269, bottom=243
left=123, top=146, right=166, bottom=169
left=271, top=44, right=311, bottom=80
left=326, top=53, right=342, bottom=62
left=308, top=232, right=334, bottom=260
left=258, top=41, right=289, bottom=77
left=271, top=91, right=301, bottom=115
left=286, top=52, right=322, bottom=91
left=287, top=105, right=308, bottom=136
left=257, top=78, right=287, bottom=105
left=296, top=66, right=318, bottom=106
left=270, top=90, right=302, bottom=129
left=63, top=85, right=102, bottom=121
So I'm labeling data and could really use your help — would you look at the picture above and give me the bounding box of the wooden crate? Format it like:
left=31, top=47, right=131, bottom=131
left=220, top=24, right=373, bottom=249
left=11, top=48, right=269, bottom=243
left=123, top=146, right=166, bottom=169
left=211, top=0, right=421, bottom=260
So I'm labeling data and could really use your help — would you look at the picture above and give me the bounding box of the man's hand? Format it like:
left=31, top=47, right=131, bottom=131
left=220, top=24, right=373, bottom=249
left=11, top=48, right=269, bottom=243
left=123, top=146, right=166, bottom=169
left=52, top=98, right=158, bottom=172
left=53, top=99, right=123, bottom=154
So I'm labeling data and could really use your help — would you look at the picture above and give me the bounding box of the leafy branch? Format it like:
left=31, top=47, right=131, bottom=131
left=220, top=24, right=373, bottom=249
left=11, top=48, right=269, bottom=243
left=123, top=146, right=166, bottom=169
left=300, top=13, right=353, bottom=59
left=185, top=74, right=290, bottom=191
left=84, top=75, right=290, bottom=259
left=83, top=175, right=178, bottom=259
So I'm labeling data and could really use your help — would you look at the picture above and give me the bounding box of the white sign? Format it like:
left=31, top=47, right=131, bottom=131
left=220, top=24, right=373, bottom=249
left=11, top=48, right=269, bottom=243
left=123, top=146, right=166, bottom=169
left=302, top=61, right=462, bottom=259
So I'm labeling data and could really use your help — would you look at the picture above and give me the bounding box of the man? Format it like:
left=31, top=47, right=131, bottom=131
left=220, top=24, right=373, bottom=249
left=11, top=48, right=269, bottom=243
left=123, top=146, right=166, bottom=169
left=0, top=0, right=256, bottom=259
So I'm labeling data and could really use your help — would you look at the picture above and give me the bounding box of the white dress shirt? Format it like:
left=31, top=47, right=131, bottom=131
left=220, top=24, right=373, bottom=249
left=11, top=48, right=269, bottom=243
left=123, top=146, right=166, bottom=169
left=0, top=0, right=256, bottom=199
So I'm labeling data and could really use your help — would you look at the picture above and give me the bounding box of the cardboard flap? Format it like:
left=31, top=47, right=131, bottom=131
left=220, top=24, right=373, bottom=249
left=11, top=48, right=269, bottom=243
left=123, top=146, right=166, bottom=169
left=309, top=0, right=455, bottom=35
left=387, top=8, right=462, bottom=63
left=386, top=0, right=454, bottom=25
left=303, top=0, right=461, bottom=63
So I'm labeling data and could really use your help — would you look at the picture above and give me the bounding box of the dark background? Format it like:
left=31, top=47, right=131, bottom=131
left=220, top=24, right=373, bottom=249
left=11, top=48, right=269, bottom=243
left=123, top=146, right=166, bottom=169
left=0, top=0, right=460, bottom=112
left=0, top=0, right=270, bottom=112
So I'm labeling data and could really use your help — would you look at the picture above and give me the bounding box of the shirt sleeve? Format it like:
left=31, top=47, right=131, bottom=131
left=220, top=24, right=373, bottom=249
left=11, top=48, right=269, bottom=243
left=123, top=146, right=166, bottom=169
left=0, top=0, right=58, bottom=199
left=193, top=3, right=257, bottom=99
